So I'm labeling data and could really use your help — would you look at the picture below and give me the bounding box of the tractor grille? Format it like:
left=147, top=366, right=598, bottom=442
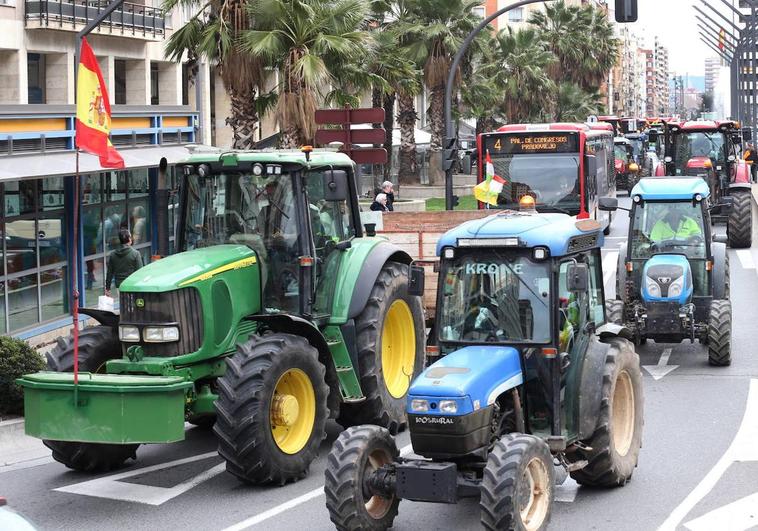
left=120, top=288, right=204, bottom=357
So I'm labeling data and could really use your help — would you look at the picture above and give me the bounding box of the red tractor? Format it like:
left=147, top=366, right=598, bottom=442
left=655, top=120, right=752, bottom=248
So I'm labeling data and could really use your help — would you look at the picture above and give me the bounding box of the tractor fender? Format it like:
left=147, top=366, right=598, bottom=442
left=78, top=308, right=120, bottom=328
left=616, top=243, right=628, bottom=302
left=711, top=242, right=728, bottom=300
left=574, top=335, right=613, bottom=440
left=345, top=241, right=412, bottom=320
left=733, top=163, right=751, bottom=184
left=728, top=182, right=752, bottom=192
left=245, top=313, right=341, bottom=416
left=654, top=162, right=665, bottom=176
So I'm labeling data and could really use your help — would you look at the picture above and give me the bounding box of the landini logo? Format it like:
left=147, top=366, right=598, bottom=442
left=414, top=416, right=454, bottom=425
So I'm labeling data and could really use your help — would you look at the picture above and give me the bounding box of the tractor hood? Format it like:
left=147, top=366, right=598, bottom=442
left=119, top=245, right=258, bottom=292
left=407, top=346, right=523, bottom=416
left=641, top=254, right=693, bottom=305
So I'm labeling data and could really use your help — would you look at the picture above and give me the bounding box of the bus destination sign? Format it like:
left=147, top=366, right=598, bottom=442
left=485, top=132, right=579, bottom=154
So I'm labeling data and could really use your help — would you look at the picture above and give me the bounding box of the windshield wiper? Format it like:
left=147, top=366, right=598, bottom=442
left=536, top=205, right=572, bottom=216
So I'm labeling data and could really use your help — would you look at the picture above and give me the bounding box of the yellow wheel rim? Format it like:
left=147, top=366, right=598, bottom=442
left=518, top=456, right=551, bottom=531
left=270, top=368, right=316, bottom=455
left=381, top=299, right=416, bottom=399
left=611, top=370, right=635, bottom=457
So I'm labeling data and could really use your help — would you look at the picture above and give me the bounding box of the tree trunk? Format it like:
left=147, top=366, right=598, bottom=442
left=427, top=87, right=445, bottom=185
left=226, top=89, right=259, bottom=150
left=371, top=88, right=383, bottom=194
left=382, top=92, right=396, bottom=184
left=279, top=128, right=300, bottom=149
left=397, top=91, right=418, bottom=185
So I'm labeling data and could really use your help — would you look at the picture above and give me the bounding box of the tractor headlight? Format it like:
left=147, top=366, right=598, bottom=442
left=143, top=326, right=180, bottom=343
left=645, top=276, right=661, bottom=298
left=119, top=325, right=140, bottom=342
left=668, top=276, right=684, bottom=298
left=411, top=399, right=430, bottom=412
left=439, top=400, right=458, bottom=413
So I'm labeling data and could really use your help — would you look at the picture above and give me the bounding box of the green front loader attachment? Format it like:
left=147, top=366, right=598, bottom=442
left=20, top=372, right=192, bottom=444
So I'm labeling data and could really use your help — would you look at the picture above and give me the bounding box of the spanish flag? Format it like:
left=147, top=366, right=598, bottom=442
left=473, top=151, right=507, bottom=206
left=75, top=37, right=124, bottom=168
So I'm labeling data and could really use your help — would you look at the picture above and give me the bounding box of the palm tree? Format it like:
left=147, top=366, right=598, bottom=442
left=241, top=0, right=371, bottom=148
left=554, top=82, right=604, bottom=122
left=395, top=0, right=484, bottom=183
left=164, top=0, right=267, bottom=149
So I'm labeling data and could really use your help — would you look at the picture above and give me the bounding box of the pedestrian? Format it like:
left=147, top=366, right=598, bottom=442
left=744, top=143, right=757, bottom=183
left=370, top=193, right=389, bottom=212
left=380, top=181, right=395, bottom=211
left=104, top=229, right=143, bottom=297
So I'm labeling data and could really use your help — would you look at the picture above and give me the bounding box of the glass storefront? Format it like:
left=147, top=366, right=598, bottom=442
left=1, top=167, right=156, bottom=335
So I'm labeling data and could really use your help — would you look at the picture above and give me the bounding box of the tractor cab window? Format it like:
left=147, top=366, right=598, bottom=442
left=182, top=171, right=301, bottom=313
left=614, top=144, right=629, bottom=162
left=672, top=132, right=725, bottom=174
left=438, top=250, right=551, bottom=344
left=630, top=201, right=706, bottom=260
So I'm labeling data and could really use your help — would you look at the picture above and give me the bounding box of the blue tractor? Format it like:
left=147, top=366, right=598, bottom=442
left=599, top=177, right=732, bottom=365
left=324, top=212, right=644, bottom=530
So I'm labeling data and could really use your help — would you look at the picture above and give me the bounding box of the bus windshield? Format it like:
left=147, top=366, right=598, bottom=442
left=672, top=131, right=725, bottom=173
left=489, top=153, right=581, bottom=214
left=438, top=250, right=551, bottom=344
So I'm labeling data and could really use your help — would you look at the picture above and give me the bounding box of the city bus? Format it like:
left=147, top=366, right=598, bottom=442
left=476, top=123, right=616, bottom=233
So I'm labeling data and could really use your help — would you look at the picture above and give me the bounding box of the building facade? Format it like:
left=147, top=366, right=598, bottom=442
left=653, top=37, right=670, bottom=116
left=705, top=56, right=722, bottom=94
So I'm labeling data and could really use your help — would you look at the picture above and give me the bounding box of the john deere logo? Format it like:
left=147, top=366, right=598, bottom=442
left=135, top=298, right=145, bottom=308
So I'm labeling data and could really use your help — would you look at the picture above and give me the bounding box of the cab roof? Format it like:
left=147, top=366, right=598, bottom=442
left=631, top=177, right=711, bottom=200
left=496, top=122, right=590, bottom=133
left=675, top=120, right=737, bottom=132
left=614, top=137, right=632, bottom=144
left=436, top=211, right=604, bottom=257
left=180, top=147, right=354, bottom=166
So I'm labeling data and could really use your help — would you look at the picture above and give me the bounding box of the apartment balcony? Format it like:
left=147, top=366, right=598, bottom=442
left=25, top=0, right=165, bottom=41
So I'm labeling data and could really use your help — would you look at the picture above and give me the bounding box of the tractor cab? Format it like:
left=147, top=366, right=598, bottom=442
left=614, top=137, right=640, bottom=192
left=600, top=178, right=732, bottom=364
left=657, top=120, right=752, bottom=248
left=625, top=132, right=648, bottom=169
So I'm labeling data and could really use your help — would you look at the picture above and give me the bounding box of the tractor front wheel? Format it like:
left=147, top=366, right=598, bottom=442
left=324, top=425, right=400, bottom=531
left=569, top=338, right=643, bottom=487
left=727, top=190, right=752, bottom=248
left=707, top=300, right=732, bottom=366
left=338, top=262, right=425, bottom=434
left=214, top=333, right=329, bottom=485
left=480, top=433, right=555, bottom=531
left=44, top=326, right=139, bottom=472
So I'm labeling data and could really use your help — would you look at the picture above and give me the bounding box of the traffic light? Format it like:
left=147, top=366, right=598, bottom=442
left=615, top=0, right=637, bottom=23
left=443, top=136, right=458, bottom=172
left=451, top=195, right=460, bottom=208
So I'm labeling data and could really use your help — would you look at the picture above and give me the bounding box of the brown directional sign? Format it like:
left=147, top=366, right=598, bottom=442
left=315, top=128, right=386, bottom=145
left=315, top=107, right=385, bottom=125
left=349, top=148, right=388, bottom=164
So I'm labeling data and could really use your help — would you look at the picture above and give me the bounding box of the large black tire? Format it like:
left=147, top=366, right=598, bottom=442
left=44, top=326, right=139, bottom=472
left=605, top=299, right=624, bottom=325
left=707, top=300, right=732, bottom=366
left=337, top=261, right=425, bottom=434
left=214, top=333, right=329, bottom=485
left=569, top=338, right=643, bottom=487
left=480, top=433, right=555, bottom=531
left=727, top=190, right=752, bottom=248
left=324, top=425, right=400, bottom=531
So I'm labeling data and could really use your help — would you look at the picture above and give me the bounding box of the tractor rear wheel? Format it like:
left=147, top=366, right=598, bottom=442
left=605, top=299, right=624, bottom=325
left=338, top=262, right=425, bottom=434
left=727, top=190, right=752, bottom=248
left=707, top=300, right=732, bottom=366
left=44, top=326, right=139, bottom=472
left=214, top=333, right=329, bottom=485
left=569, top=338, right=643, bottom=487
left=480, top=433, right=554, bottom=531
left=324, top=425, right=400, bottom=531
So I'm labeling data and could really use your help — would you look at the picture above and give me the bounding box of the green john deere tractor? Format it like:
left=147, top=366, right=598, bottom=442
left=18, top=148, right=425, bottom=485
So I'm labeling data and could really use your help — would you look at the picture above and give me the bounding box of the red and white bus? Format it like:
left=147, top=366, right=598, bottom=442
left=477, top=123, right=616, bottom=232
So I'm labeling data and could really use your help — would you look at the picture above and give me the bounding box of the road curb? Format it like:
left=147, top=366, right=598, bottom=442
left=0, top=418, right=26, bottom=447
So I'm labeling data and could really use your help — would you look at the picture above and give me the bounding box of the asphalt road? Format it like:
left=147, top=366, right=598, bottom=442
left=3, top=195, right=758, bottom=531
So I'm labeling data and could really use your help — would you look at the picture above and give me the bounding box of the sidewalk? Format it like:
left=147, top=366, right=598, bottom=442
left=0, top=418, right=50, bottom=471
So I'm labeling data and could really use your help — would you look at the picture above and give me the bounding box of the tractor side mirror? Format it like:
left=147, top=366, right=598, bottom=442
left=585, top=154, right=598, bottom=177
left=647, top=130, right=658, bottom=143
left=598, top=197, right=618, bottom=212
left=743, top=128, right=753, bottom=142
left=323, top=170, right=349, bottom=201
left=567, top=263, right=589, bottom=293
left=408, top=264, right=425, bottom=297
left=732, top=134, right=742, bottom=146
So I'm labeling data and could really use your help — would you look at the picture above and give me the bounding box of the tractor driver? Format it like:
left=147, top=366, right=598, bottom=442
left=650, top=203, right=703, bottom=243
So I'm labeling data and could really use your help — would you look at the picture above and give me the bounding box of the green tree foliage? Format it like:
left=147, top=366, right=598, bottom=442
left=0, top=336, right=45, bottom=416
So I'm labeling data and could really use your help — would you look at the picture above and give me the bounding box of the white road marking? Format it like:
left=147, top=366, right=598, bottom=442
left=659, top=378, right=758, bottom=530
left=602, top=250, right=619, bottom=289
left=604, top=236, right=628, bottom=240
left=222, top=444, right=414, bottom=531
left=554, top=477, right=579, bottom=503
left=55, top=451, right=224, bottom=506
left=683, top=491, right=758, bottom=531
left=736, top=249, right=755, bottom=270
left=643, top=348, right=678, bottom=380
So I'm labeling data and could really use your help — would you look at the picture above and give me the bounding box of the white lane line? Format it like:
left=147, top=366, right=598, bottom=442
left=736, top=249, right=756, bottom=270
left=602, top=250, right=619, bottom=289
left=55, top=451, right=223, bottom=506
left=222, top=444, right=414, bottom=531
left=658, top=378, right=758, bottom=530
left=683, top=491, right=758, bottom=531
left=643, top=348, right=678, bottom=380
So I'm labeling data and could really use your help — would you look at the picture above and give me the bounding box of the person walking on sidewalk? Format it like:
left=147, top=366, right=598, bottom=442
left=743, top=142, right=757, bottom=183
left=105, top=229, right=143, bottom=297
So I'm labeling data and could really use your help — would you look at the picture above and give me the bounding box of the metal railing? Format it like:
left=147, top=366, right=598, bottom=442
left=25, top=0, right=165, bottom=39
